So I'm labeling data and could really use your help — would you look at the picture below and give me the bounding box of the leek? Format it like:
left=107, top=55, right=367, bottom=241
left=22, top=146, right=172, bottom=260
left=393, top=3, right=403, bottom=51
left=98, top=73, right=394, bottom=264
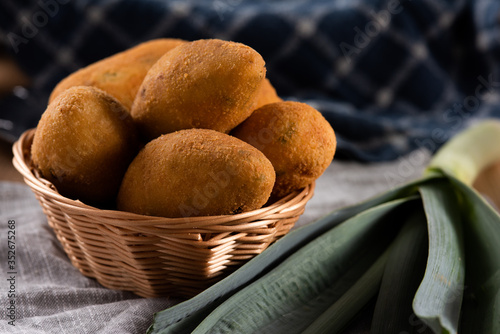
left=370, top=210, right=430, bottom=334
left=301, top=246, right=391, bottom=334
left=148, top=120, right=500, bottom=334
left=447, top=173, right=500, bottom=334
left=413, top=181, right=464, bottom=333
left=191, top=198, right=409, bottom=334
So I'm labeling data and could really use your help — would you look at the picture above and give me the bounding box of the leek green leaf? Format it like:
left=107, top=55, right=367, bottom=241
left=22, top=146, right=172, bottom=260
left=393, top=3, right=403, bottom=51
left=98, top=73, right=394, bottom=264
left=302, top=246, right=390, bottom=334
left=371, top=209, right=431, bottom=334
left=413, top=180, right=465, bottom=334
left=426, top=120, right=500, bottom=333
left=444, top=172, right=500, bottom=334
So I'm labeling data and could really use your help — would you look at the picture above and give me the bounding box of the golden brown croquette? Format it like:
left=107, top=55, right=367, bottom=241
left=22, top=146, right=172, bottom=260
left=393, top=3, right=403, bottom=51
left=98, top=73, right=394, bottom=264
left=117, top=129, right=275, bottom=218
left=49, top=38, right=186, bottom=111
left=130, top=39, right=266, bottom=139
left=32, top=86, right=139, bottom=206
left=253, top=78, right=282, bottom=110
left=232, top=101, right=336, bottom=199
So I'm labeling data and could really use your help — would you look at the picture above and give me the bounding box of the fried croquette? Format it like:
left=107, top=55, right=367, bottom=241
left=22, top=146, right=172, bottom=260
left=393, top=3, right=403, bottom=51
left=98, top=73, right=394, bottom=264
left=32, top=86, right=139, bottom=206
left=231, top=101, right=336, bottom=199
left=130, top=39, right=266, bottom=139
left=49, top=38, right=186, bottom=111
left=117, top=129, right=275, bottom=218
left=254, top=78, right=282, bottom=110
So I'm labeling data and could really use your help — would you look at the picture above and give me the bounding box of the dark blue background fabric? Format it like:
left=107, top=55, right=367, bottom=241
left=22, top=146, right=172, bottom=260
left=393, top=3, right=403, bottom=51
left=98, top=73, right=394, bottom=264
left=1, top=0, right=499, bottom=161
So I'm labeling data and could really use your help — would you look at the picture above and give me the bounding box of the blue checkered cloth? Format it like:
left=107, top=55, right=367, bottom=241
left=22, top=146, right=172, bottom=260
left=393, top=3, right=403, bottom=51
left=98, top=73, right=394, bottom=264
left=1, top=0, right=500, bottom=161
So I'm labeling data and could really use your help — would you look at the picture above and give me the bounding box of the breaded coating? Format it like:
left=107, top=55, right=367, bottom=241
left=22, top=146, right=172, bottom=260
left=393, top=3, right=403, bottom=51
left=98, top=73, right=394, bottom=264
left=117, top=129, right=275, bottom=218
left=49, top=38, right=186, bottom=111
left=130, top=39, right=266, bottom=139
left=32, top=86, right=139, bottom=207
left=253, top=78, right=282, bottom=110
left=231, top=101, right=336, bottom=199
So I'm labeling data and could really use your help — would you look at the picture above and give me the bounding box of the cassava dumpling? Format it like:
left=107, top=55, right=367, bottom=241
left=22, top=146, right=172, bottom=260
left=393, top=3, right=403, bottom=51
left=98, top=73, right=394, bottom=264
left=253, top=78, right=282, bottom=110
left=31, top=86, right=139, bottom=206
left=49, top=38, right=186, bottom=111
left=130, top=39, right=266, bottom=139
left=232, top=101, right=336, bottom=199
left=117, top=129, right=275, bottom=218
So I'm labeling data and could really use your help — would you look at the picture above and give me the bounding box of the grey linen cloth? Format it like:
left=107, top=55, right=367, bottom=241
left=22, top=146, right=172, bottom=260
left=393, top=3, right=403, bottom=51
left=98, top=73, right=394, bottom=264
left=0, top=150, right=430, bottom=334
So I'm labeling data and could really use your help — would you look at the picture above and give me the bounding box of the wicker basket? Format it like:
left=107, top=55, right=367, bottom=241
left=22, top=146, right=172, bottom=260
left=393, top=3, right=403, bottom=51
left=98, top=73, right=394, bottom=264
left=12, top=129, right=315, bottom=298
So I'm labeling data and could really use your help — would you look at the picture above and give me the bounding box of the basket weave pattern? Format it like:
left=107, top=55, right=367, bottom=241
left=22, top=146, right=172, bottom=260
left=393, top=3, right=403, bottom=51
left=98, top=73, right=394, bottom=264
left=12, top=129, right=314, bottom=298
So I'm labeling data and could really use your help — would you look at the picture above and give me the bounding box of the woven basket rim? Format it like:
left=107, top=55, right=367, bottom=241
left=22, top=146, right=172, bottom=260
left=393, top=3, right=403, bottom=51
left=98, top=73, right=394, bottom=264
left=12, top=128, right=315, bottom=226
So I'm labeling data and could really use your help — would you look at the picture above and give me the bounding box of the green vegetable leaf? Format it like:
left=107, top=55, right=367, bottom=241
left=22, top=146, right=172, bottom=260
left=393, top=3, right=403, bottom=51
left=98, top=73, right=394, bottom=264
left=444, top=172, right=500, bottom=334
left=371, top=209, right=431, bottom=334
left=302, top=246, right=390, bottom=334
left=413, top=180, right=465, bottom=334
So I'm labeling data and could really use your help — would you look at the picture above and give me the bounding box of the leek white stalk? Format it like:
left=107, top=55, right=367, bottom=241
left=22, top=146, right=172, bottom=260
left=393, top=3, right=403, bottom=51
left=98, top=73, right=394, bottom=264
left=425, top=120, right=500, bottom=185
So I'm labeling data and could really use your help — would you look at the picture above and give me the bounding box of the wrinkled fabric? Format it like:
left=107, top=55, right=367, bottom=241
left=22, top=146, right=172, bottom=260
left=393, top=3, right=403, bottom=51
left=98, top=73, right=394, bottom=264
left=0, top=0, right=499, bottom=160
left=0, top=150, right=429, bottom=333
